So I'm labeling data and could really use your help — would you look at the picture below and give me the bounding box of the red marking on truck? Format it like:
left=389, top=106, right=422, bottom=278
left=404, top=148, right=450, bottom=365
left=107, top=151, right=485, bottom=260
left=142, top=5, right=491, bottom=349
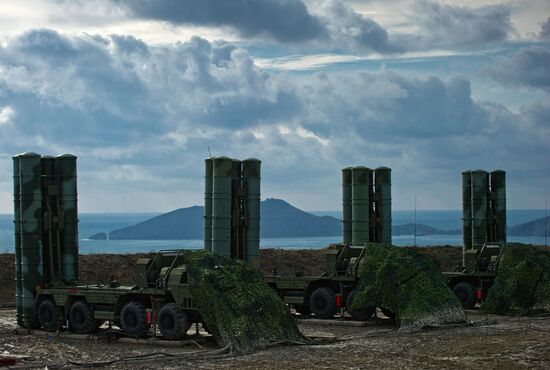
left=336, top=294, right=342, bottom=307
left=146, top=309, right=152, bottom=324
left=0, top=358, right=17, bottom=366
left=476, top=288, right=483, bottom=300
left=68, top=288, right=78, bottom=294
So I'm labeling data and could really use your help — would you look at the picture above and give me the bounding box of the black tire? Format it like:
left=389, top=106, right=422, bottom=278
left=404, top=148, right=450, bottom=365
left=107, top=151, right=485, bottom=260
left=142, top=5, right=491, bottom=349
left=309, top=287, right=337, bottom=319
left=158, top=303, right=190, bottom=340
left=69, top=300, right=98, bottom=334
left=453, top=282, right=477, bottom=309
left=346, top=290, right=375, bottom=321
left=120, top=301, right=150, bottom=337
left=294, top=304, right=311, bottom=316
left=38, top=299, right=63, bottom=332
left=380, top=307, right=396, bottom=319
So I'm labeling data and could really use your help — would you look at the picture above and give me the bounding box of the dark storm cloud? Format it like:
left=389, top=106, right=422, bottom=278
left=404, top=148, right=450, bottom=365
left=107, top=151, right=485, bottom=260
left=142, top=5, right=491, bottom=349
left=115, top=0, right=326, bottom=43
left=408, top=1, right=514, bottom=49
left=485, top=46, right=550, bottom=92
left=540, top=17, right=550, bottom=41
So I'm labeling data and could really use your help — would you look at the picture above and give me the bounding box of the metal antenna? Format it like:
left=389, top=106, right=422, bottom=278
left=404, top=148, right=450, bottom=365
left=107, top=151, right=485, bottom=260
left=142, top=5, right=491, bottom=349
left=414, top=194, right=417, bottom=247
left=545, top=200, right=548, bottom=247
left=207, top=146, right=212, bottom=158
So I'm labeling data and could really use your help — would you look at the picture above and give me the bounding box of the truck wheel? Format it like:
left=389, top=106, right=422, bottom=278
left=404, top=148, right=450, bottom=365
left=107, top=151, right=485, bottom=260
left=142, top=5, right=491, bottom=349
left=294, top=305, right=310, bottom=316
left=120, top=301, right=150, bottom=337
left=380, top=307, right=396, bottom=319
left=38, top=299, right=63, bottom=332
left=346, top=290, right=375, bottom=321
left=69, top=300, right=98, bottom=334
left=453, top=282, right=476, bottom=309
left=158, top=303, right=190, bottom=340
left=309, top=287, right=337, bottom=319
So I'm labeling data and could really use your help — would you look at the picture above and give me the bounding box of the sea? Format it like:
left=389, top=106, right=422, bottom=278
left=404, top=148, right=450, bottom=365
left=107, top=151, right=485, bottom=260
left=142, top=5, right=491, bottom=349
left=0, top=210, right=547, bottom=254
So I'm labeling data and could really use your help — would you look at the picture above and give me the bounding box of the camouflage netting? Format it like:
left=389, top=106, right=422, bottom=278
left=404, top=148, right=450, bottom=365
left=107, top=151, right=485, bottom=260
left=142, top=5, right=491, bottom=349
left=183, top=250, right=306, bottom=354
left=481, top=244, right=550, bottom=315
left=351, top=244, right=466, bottom=331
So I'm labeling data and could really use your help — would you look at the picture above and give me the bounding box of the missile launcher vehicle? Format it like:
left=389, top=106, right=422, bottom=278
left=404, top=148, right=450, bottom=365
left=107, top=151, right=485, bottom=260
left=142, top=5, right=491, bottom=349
left=33, top=249, right=202, bottom=338
left=265, top=166, right=393, bottom=320
left=265, top=243, right=382, bottom=320
left=441, top=170, right=507, bottom=308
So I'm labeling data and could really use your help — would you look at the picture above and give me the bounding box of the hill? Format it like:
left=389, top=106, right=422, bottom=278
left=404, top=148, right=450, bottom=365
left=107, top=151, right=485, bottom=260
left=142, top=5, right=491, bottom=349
left=508, top=216, right=550, bottom=237
left=109, top=199, right=342, bottom=240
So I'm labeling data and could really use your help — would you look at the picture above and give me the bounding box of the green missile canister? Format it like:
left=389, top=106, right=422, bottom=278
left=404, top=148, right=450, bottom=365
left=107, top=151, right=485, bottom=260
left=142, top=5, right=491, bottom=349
left=342, top=167, right=352, bottom=244
left=212, top=156, right=233, bottom=258
left=231, top=159, right=243, bottom=259
left=351, top=166, right=371, bottom=246
left=471, top=170, right=489, bottom=249
left=56, top=154, right=78, bottom=283
left=375, top=167, right=392, bottom=246
left=462, top=171, right=473, bottom=252
left=18, top=152, right=43, bottom=328
left=243, top=158, right=261, bottom=265
left=490, top=170, right=506, bottom=243
left=41, top=155, right=59, bottom=284
left=13, top=154, right=23, bottom=326
left=204, top=158, right=214, bottom=252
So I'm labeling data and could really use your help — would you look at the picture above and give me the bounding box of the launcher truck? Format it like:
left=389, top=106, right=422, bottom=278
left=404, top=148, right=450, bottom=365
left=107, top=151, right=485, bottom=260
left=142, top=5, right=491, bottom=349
left=441, top=170, right=507, bottom=308
left=34, top=250, right=204, bottom=339
left=13, top=152, right=203, bottom=338
left=265, top=166, right=394, bottom=320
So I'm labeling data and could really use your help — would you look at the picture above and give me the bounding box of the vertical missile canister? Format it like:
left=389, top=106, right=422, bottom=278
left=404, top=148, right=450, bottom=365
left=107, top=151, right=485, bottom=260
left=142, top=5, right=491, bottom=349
left=231, top=159, right=243, bottom=259
left=471, top=170, right=489, bottom=249
left=491, top=170, right=506, bottom=243
left=351, top=166, right=371, bottom=246
left=204, top=158, right=214, bottom=252
left=211, top=156, right=233, bottom=258
left=342, top=167, right=353, bottom=244
left=18, top=152, right=43, bottom=328
left=462, top=171, right=473, bottom=252
left=41, top=155, right=58, bottom=284
left=56, top=154, right=78, bottom=283
left=13, top=154, right=23, bottom=326
left=375, top=167, right=392, bottom=246
left=243, top=158, right=261, bottom=264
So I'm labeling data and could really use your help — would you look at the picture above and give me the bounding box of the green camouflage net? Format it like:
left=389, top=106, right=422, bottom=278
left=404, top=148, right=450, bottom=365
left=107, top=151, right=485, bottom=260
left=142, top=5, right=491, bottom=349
left=351, top=244, right=466, bottom=331
left=481, top=244, right=550, bottom=315
left=183, top=250, right=306, bottom=354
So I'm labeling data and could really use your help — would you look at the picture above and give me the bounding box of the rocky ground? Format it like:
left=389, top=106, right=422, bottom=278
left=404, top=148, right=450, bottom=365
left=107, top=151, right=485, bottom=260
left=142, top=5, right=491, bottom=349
left=0, top=307, right=549, bottom=369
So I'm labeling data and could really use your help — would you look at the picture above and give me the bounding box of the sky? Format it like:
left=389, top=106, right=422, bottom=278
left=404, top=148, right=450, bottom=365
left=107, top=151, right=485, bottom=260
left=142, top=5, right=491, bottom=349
left=0, top=0, right=549, bottom=213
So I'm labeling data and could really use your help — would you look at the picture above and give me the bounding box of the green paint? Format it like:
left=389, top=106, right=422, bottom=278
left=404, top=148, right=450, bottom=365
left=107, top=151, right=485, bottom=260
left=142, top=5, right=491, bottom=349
left=243, top=158, right=261, bottom=264
left=341, top=167, right=352, bottom=244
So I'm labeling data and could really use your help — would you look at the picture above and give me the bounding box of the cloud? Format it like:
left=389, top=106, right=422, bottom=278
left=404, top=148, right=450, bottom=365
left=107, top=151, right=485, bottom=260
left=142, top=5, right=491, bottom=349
left=0, top=29, right=548, bottom=212
left=310, top=0, right=402, bottom=53
left=115, top=0, right=326, bottom=43
left=540, top=17, right=550, bottom=41
left=485, top=46, right=550, bottom=92
left=0, top=106, right=15, bottom=126
left=406, top=1, right=514, bottom=49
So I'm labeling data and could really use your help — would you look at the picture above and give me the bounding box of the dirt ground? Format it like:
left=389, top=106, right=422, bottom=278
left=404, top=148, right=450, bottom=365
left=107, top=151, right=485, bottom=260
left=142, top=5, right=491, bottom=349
left=1, top=308, right=549, bottom=369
